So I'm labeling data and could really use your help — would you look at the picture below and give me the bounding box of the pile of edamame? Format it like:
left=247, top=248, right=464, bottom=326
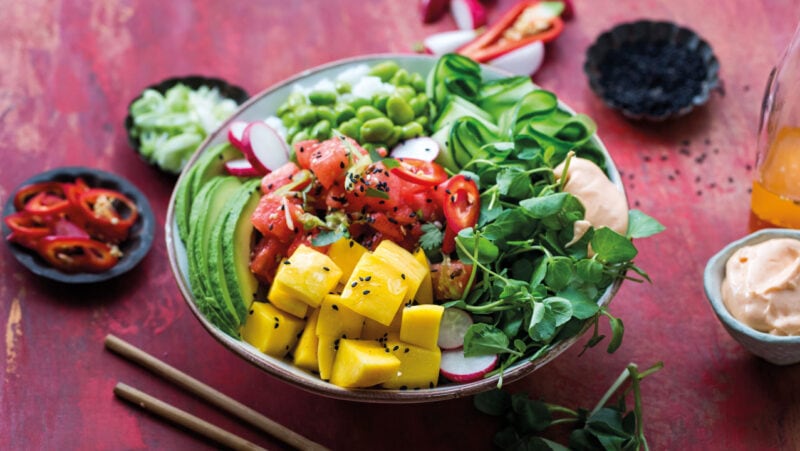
left=275, top=61, right=434, bottom=150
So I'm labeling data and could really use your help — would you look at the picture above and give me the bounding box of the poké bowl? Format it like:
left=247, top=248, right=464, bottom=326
left=704, top=228, right=800, bottom=365
left=166, top=54, right=627, bottom=403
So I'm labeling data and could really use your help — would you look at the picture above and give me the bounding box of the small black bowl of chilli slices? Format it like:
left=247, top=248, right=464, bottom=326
left=2, top=167, right=155, bottom=284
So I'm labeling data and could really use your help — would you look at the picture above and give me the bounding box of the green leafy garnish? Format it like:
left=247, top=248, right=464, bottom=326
left=474, top=361, right=664, bottom=450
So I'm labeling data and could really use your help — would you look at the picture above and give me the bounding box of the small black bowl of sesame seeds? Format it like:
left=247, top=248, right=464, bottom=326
left=584, top=20, right=720, bottom=121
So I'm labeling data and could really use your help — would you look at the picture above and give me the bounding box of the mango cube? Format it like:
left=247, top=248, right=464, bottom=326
left=316, top=294, right=364, bottom=340
left=293, top=308, right=320, bottom=372
left=399, top=304, right=444, bottom=350
left=373, top=240, right=428, bottom=302
left=412, top=248, right=434, bottom=304
left=267, top=280, right=309, bottom=318
left=240, top=302, right=305, bottom=358
left=381, top=336, right=442, bottom=389
left=272, top=244, right=342, bottom=308
left=361, top=310, right=401, bottom=341
left=327, top=237, right=368, bottom=283
left=317, top=335, right=339, bottom=381
left=339, top=253, right=408, bottom=326
left=329, top=339, right=401, bottom=388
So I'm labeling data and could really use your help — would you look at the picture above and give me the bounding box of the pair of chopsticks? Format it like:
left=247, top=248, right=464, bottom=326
left=105, top=334, right=329, bottom=451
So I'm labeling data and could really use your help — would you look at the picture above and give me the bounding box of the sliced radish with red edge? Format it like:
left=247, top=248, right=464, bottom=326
left=450, top=0, right=487, bottom=30
left=390, top=137, right=440, bottom=162
left=488, top=40, right=545, bottom=76
left=241, top=122, right=290, bottom=174
left=439, top=349, right=498, bottom=383
left=423, top=30, right=479, bottom=55
left=227, top=120, right=249, bottom=151
left=224, top=158, right=263, bottom=177
left=437, top=308, right=473, bottom=350
left=419, top=0, right=449, bottom=23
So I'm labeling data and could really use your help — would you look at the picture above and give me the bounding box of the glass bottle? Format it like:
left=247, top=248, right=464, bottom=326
left=751, top=22, right=800, bottom=228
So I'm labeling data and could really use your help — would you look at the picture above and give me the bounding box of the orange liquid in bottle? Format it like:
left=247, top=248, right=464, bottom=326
left=751, top=126, right=800, bottom=228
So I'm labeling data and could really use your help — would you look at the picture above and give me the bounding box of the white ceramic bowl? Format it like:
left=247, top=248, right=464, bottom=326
left=704, top=228, right=800, bottom=365
left=166, top=54, right=625, bottom=402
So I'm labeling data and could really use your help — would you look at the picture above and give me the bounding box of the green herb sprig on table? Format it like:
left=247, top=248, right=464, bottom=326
left=474, top=361, right=664, bottom=450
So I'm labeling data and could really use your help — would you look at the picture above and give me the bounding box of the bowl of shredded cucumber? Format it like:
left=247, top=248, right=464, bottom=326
left=166, top=53, right=663, bottom=403
left=125, top=76, right=249, bottom=174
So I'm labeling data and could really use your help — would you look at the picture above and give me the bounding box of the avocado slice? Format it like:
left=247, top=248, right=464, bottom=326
left=221, top=179, right=262, bottom=325
left=187, top=176, right=244, bottom=334
left=175, top=142, right=242, bottom=242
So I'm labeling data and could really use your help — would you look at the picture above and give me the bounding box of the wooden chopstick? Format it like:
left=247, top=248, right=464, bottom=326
left=114, top=382, right=266, bottom=451
left=105, top=334, right=329, bottom=451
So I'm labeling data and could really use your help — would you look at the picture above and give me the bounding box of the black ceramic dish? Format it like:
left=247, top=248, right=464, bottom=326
left=3, top=167, right=155, bottom=283
left=584, top=20, right=720, bottom=121
left=124, top=75, right=249, bottom=172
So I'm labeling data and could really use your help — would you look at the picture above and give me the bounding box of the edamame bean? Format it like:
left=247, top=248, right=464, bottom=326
left=356, top=105, right=384, bottom=122
left=373, top=94, right=389, bottom=113
left=347, top=96, right=370, bottom=110
left=395, top=86, right=416, bottom=101
left=413, top=115, right=428, bottom=127
left=334, top=103, right=356, bottom=124
left=311, top=120, right=332, bottom=140
left=291, top=129, right=311, bottom=145
left=410, top=72, right=426, bottom=92
left=360, top=117, right=394, bottom=142
left=308, top=90, right=337, bottom=106
left=316, top=106, right=336, bottom=124
left=338, top=117, right=362, bottom=141
left=368, top=61, right=400, bottom=82
left=400, top=122, right=424, bottom=140
left=295, top=105, right=318, bottom=126
left=386, top=95, right=414, bottom=125
left=287, top=91, right=308, bottom=108
left=389, top=68, right=410, bottom=86
left=335, top=81, right=351, bottom=94
left=409, top=93, right=429, bottom=116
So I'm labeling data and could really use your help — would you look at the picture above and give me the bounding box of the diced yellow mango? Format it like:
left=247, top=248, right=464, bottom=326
left=412, top=248, right=434, bottom=304
left=327, top=237, right=368, bottom=283
left=361, top=308, right=402, bottom=340
left=272, top=244, right=343, bottom=308
left=316, top=294, right=364, bottom=340
left=317, top=335, right=338, bottom=381
left=339, top=253, right=408, bottom=326
left=329, top=339, right=401, bottom=388
left=400, top=304, right=444, bottom=350
left=381, top=336, right=442, bottom=389
left=240, top=302, right=305, bottom=358
left=267, top=279, right=309, bottom=318
left=373, top=240, right=427, bottom=301
left=293, top=308, right=320, bottom=372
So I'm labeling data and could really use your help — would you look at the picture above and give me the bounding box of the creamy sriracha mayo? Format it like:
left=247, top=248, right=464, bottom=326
left=722, top=238, right=800, bottom=335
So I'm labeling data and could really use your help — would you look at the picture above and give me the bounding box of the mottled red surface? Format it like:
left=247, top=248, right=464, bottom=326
left=2, top=0, right=799, bottom=449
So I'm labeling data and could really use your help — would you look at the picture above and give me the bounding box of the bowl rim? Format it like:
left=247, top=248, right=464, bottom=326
left=583, top=19, right=720, bottom=122
left=3, top=166, right=155, bottom=284
left=704, top=228, right=800, bottom=343
left=165, top=53, right=626, bottom=403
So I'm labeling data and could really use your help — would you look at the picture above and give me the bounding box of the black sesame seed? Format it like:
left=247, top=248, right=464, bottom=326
left=323, top=266, right=330, bottom=271
left=363, top=290, right=370, bottom=295
left=332, top=304, right=339, bottom=311
left=351, top=281, right=358, bottom=287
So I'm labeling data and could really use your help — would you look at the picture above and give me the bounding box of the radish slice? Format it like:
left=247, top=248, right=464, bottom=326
left=227, top=120, right=249, bottom=151
left=390, top=137, right=440, bottom=162
left=437, top=308, right=473, bottom=350
left=224, top=158, right=263, bottom=177
left=488, top=40, right=546, bottom=76
left=419, top=0, right=449, bottom=23
left=241, top=122, right=291, bottom=173
left=423, top=29, right=479, bottom=55
left=450, top=0, right=487, bottom=30
left=439, top=349, right=498, bottom=383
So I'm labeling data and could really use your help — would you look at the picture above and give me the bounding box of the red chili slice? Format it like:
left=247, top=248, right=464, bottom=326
left=76, top=188, right=139, bottom=243
left=13, top=182, right=67, bottom=211
left=390, top=158, right=448, bottom=187
left=4, top=212, right=51, bottom=249
left=37, top=236, right=119, bottom=273
left=23, top=191, right=71, bottom=217
left=441, top=175, right=480, bottom=254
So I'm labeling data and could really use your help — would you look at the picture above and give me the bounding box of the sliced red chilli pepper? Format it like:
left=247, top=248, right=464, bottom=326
left=37, top=236, right=119, bottom=273
left=441, top=175, right=480, bottom=254
left=458, top=0, right=565, bottom=63
left=77, top=188, right=139, bottom=243
left=390, top=158, right=448, bottom=187
left=23, top=191, right=71, bottom=216
left=13, top=182, right=67, bottom=211
left=4, top=212, right=51, bottom=249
